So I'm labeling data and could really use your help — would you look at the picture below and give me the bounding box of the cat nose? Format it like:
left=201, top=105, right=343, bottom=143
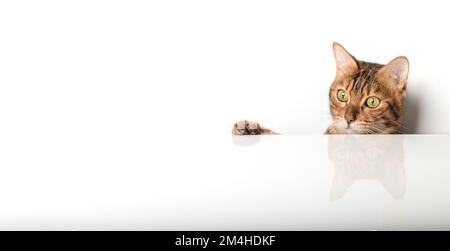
left=344, top=108, right=357, bottom=127
left=346, top=118, right=355, bottom=126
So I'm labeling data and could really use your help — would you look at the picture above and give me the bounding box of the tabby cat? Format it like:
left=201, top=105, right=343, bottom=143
left=232, top=42, right=409, bottom=135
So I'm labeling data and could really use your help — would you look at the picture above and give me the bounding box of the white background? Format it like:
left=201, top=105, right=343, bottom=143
left=1, top=0, right=449, bottom=137
left=0, top=0, right=450, bottom=230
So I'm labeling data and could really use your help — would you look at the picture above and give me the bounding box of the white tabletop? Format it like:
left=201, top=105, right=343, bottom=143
left=1, top=134, right=449, bottom=230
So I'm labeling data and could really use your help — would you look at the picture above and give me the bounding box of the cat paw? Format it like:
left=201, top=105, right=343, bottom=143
left=232, top=120, right=263, bottom=135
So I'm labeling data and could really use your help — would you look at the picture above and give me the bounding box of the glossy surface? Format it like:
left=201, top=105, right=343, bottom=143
left=1, top=135, right=449, bottom=230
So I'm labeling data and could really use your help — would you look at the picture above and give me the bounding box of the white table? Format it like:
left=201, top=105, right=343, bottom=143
left=1, top=135, right=449, bottom=230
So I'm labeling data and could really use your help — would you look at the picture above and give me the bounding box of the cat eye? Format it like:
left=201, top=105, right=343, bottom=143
left=366, top=96, right=381, bottom=108
left=337, top=89, right=348, bottom=102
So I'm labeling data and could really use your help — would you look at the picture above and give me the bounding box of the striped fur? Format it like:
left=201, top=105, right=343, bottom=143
left=326, top=43, right=409, bottom=134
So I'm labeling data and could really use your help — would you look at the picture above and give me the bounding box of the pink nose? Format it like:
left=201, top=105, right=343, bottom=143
left=346, top=118, right=355, bottom=126
left=344, top=108, right=357, bottom=127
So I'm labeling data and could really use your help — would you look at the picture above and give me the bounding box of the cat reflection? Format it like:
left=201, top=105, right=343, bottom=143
left=232, top=135, right=262, bottom=146
left=328, top=136, right=406, bottom=200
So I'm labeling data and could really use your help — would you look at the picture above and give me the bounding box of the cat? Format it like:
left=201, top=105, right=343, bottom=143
left=232, top=42, right=409, bottom=135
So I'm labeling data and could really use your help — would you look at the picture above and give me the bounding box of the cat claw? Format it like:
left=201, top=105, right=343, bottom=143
left=232, top=120, right=262, bottom=135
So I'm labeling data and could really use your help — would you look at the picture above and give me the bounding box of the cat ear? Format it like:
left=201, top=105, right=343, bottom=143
left=377, top=57, right=409, bottom=90
left=333, top=42, right=359, bottom=76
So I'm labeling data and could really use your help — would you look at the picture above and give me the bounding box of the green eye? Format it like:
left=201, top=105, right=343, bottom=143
left=366, top=96, right=381, bottom=108
left=337, top=89, right=348, bottom=102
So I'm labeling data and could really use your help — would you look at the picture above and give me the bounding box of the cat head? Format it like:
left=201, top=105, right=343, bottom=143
left=329, top=43, right=409, bottom=134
